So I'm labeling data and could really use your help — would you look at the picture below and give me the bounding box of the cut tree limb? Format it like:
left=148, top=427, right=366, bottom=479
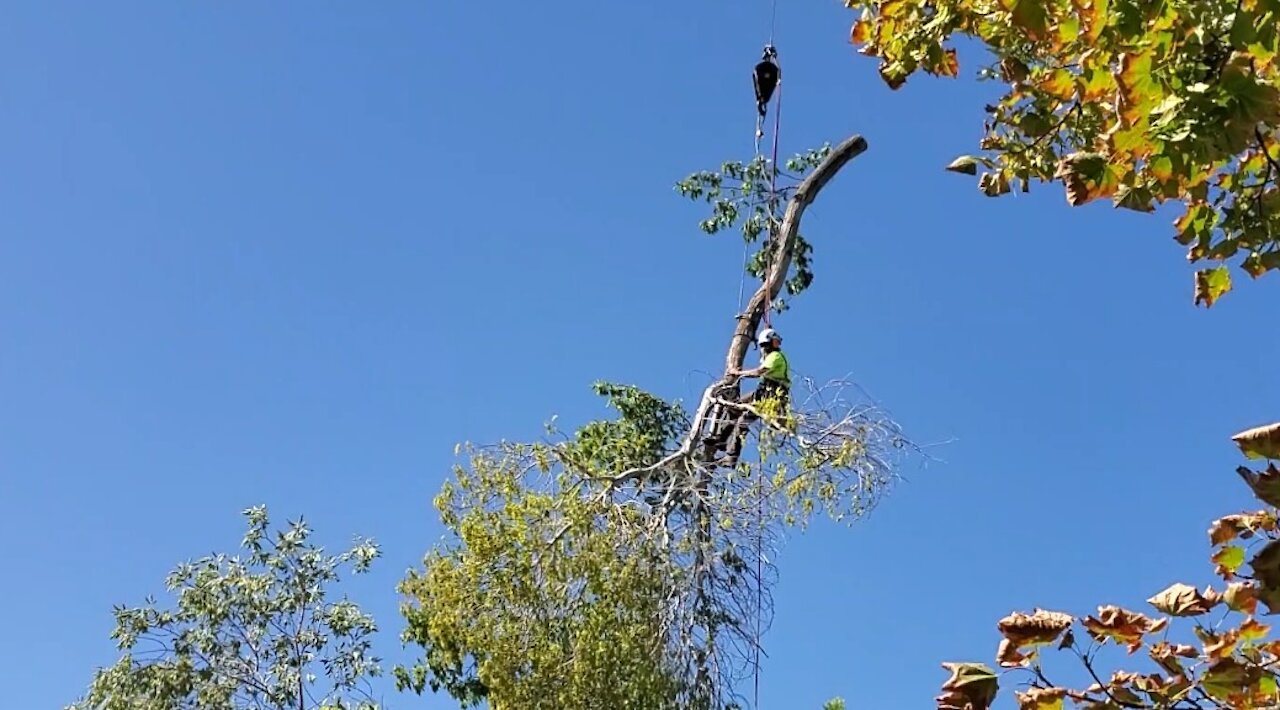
left=723, top=134, right=869, bottom=374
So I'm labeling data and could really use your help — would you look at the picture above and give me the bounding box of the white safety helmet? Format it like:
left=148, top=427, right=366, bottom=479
left=756, top=327, right=780, bottom=346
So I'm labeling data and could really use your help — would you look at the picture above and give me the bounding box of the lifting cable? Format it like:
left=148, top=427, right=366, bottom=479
left=750, top=4, right=782, bottom=707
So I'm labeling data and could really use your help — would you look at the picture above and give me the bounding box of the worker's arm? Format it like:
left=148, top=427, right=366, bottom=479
left=729, top=365, right=766, bottom=378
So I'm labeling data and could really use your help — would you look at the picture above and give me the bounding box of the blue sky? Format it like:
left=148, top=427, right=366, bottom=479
left=2, top=2, right=1278, bottom=708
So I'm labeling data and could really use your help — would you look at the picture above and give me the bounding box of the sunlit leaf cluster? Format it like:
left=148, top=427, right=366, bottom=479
left=845, top=0, right=1280, bottom=305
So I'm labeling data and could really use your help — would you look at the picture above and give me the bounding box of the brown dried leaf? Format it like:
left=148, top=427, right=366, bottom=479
left=1250, top=539, right=1280, bottom=614
left=1148, top=582, right=1221, bottom=616
left=1234, top=422, right=1280, bottom=461
left=1226, top=582, right=1260, bottom=614
left=996, top=638, right=1030, bottom=668
left=998, top=609, right=1074, bottom=646
left=1104, top=671, right=1146, bottom=705
left=1083, top=606, right=1168, bottom=652
left=937, top=662, right=999, bottom=710
left=1000, top=56, right=1029, bottom=82
left=1203, top=628, right=1240, bottom=660
left=1150, top=640, right=1199, bottom=675
left=1236, top=463, right=1280, bottom=508
left=1210, top=511, right=1279, bottom=545
left=994, top=609, right=1073, bottom=668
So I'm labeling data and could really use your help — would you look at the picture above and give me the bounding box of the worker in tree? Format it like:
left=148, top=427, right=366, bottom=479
left=706, top=327, right=791, bottom=467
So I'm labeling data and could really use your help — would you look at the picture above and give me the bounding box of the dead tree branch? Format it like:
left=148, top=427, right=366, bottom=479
left=723, top=134, right=869, bottom=374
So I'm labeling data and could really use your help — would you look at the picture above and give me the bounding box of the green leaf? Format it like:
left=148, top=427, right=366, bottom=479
left=1214, top=545, right=1246, bottom=574
left=1194, top=266, right=1232, bottom=307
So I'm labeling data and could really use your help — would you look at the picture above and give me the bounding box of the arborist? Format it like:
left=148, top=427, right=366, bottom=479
left=706, top=327, right=791, bottom=467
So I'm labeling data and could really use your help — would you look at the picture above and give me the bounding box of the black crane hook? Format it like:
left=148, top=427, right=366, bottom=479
left=752, top=44, right=780, bottom=119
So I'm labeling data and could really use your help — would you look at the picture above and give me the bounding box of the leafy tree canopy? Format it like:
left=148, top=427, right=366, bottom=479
left=845, top=0, right=1280, bottom=306
left=67, top=506, right=382, bottom=710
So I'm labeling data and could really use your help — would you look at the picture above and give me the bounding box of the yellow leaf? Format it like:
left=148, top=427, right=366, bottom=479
left=1213, top=545, right=1247, bottom=576
left=1015, top=686, right=1066, bottom=709
left=1057, top=16, right=1080, bottom=46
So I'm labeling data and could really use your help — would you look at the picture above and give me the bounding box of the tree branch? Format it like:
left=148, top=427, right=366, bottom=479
left=723, top=134, right=869, bottom=374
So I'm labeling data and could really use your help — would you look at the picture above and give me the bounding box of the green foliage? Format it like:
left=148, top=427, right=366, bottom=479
left=845, top=0, right=1280, bottom=305
left=398, top=379, right=906, bottom=709
left=561, top=381, right=689, bottom=477
left=66, top=506, right=382, bottom=710
left=675, top=146, right=833, bottom=311
left=395, top=406, right=687, bottom=707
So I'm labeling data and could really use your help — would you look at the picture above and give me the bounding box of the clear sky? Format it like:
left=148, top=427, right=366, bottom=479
left=2, top=2, right=1278, bottom=709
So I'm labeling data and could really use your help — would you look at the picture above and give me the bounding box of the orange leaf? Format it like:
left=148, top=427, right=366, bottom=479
left=1241, top=618, right=1270, bottom=642
left=1203, top=628, right=1240, bottom=660
left=851, top=19, right=873, bottom=45
left=1083, top=606, right=1168, bottom=652
left=938, top=48, right=960, bottom=77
